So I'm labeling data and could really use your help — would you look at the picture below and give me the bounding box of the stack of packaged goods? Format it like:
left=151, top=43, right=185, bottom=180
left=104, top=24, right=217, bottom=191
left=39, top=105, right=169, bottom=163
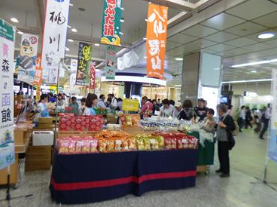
left=58, top=114, right=104, bottom=131
left=140, top=117, right=180, bottom=131
left=119, top=114, right=140, bottom=127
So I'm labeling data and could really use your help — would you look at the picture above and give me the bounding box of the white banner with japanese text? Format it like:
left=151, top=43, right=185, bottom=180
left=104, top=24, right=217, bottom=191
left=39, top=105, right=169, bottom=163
left=41, top=0, right=70, bottom=84
left=0, top=19, right=15, bottom=170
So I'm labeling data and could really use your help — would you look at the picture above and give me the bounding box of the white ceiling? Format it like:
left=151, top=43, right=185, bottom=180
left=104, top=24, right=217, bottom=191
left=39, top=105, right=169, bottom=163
left=1, top=0, right=277, bottom=83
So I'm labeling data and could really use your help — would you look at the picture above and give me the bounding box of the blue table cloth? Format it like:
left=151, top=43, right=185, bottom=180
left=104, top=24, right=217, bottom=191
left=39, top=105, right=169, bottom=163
left=50, top=149, right=198, bottom=204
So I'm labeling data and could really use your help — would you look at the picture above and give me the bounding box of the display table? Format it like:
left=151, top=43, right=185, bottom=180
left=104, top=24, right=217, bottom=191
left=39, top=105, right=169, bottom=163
left=50, top=149, right=198, bottom=204
left=187, top=131, right=215, bottom=172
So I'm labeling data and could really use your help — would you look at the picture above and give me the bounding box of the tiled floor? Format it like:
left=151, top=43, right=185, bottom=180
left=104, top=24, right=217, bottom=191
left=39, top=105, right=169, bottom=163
left=0, top=129, right=277, bottom=207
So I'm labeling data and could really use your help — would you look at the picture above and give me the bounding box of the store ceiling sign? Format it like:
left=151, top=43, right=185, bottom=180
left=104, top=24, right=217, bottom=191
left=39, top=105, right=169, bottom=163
left=0, top=18, right=15, bottom=170
left=146, top=3, right=168, bottom=79
left=33, top=55, right=42, bottom=86
left=105, top=45, right=116, bottom=80
left=75, top=42, right=92, bottom=86
left=89, top=63, right=96, bottom=89
left=41, top=0, right=70, bottom=84
left=101, top=0, right=122, bottom=46
left=16, top=33, right=38, bottom=84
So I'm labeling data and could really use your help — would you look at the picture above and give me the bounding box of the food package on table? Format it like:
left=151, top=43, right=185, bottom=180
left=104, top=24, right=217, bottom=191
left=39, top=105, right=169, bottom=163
left=89, top=115, right=104, bottom=131
left=68, top=139, right=77, bottom=154
left=98, top=139, right=108, bottom=153
left=119, top=114, right=126, bottom=126
left=149, top=137, right=159, bottom=150
left=136, top=138, right=145, bottom=150
left=95, top=130, right=131, bottom=140
left=122, top=139, right=129, bottom=151
left=107, top=124, right=122, bottom=131
left=107, top=139, right=115, bottom=152
left=58, top=138, right=70, bottom=154
left=126, top=115, right=132, bottom=126
left=59, top=115, right=75, bottom=131
left=155, top=136, right=164, bottom=148
left=131, top=115, right=141, bottom=126
left=128, top=138, right=137, bottom=151
left=90, top=139, right=98, bottom=153
left=164, top=138, right=172, bottom=150
left=114, top=139, right=122, bottom=151
left=75, top=140, right=84, bottom=153
left=177, top=138, right=184, bottom=149
left=75, top=116, right=90, bottom=131
left=143, top=138, right=151, bottom=150
left=82, top=139, right=91, bottom=153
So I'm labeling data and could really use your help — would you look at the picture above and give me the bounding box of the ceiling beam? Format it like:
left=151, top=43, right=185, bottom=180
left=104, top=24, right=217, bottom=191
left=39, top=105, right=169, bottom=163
left=143, top=0, right=195, bottom=11
left=34, top=0, right=45, bottom=35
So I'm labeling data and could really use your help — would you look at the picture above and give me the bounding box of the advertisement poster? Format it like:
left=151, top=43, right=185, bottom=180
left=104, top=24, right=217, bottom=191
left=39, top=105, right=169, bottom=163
left=75, top=42, right=92, bottom=86
left=16, top=33, right=38, bottom=84
left=0, top=19, right=15, bottom=170
left=122, top=99, right=139, bottom=112
left=268, top=69, right=277, bottom=163
left=41, top=0, right=70, bottom=84
left=105, top=45, right=116, bottom=80
left=101, top=0, right=122, bottom=46
left=146, top=3, right=168, bottom=79
left=69, top=59, right=77, bottom=87
left=89, top=63, right=96, bottom=89
left=33, top=55, right=42, bottom=85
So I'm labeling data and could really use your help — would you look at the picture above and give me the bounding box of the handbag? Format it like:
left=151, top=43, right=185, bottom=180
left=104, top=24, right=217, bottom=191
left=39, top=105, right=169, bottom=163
left=222, top=115, right=236, bottom=150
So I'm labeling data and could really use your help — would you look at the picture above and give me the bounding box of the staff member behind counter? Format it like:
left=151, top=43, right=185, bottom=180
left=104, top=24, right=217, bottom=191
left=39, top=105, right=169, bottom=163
left=159, top=99, right=176, bottom=117
left=194, top=98, right=208, bottom=121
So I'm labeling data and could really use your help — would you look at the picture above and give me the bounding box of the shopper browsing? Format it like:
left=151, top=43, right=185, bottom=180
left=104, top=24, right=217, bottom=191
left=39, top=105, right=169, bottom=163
left=139, top=96, right=154, bottom=117
left=159, top=99, right=176, bottom=117
left=109, top=94, right=118, bottom=110
left=178, top=100, right=194, bottom=120
left=69, top=96, right=79, bottom=116
left=259, top=104, right=271, bottom=140
left=245, top=107, right=253, bottom=129
left=216, top=104, right=236, bottom=178
left=117, top=98, right=123, bottom=111
left=83, top=93, right=98, bottom=116
left=194, top=98, right=208, bottom=121
left=97, top=94, right=106, bottom=109
left=237, top=106, right=245, bottom=132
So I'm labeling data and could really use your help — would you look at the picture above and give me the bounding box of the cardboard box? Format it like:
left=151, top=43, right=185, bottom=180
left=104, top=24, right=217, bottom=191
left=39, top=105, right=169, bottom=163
left=27, top=146, right=52, bottom=155
left=33, top=131, right=54, bottom=146
left=25, top=159, right=51, bottom=171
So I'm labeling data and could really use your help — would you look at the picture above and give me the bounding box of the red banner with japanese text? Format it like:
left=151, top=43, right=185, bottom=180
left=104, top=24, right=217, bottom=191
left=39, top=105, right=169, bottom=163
left=146, top=4, right=168, bottom=79
left=33, top=55, right=42, bottom=85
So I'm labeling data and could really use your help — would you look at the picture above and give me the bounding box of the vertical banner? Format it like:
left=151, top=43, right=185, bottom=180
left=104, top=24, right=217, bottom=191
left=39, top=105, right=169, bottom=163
left=33, top=55, right=42, bottom=85
left=101, top=0, right=122, bottom=46
left=41, top=0, right=70, bottom=84
left=105, top=45, right=116, bottom=79
left=89, top=63, right=96, bottom=89
left=0, top=19, right=15, bottom=170
left=16, top=33, right=38, bottom=84
left=268, top=69, right=277, bottom=163
left=69, top=59, right=77, bottom=87
left=146, top=3, right=168, bottom=79
left=75, top=42, right=92, bottom=86
left=36, top=85, right=41, bottom=102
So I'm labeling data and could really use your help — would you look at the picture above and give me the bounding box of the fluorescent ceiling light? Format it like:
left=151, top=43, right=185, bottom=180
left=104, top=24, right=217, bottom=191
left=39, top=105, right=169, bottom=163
left=231, top=59, right=277, bottom=68
left=65, top=47, right=70, bottom=51
left=101, top=76, right=167, bottom=86
left=17, top=31, right=23, bottom=35
left=174, top=85, right=181, bottom=87
left=251, top=70, right=257, bottom=73
left=94, top=43, right=100, bottom=46
left=119, top=32, right=124, bottom=35
left=69, top=3, right=73, bottom=6
left=10, top=17, right=18, bottom=23
left=68, top=39, right=74, bottom=42
left=175, top=58, right=183, bottom=61
left=67, top=25, right=71, bottom=28
left=121, top=7, right=124, bottom=10
left=120, top=19, right=124, bottom=22
left=258, top=32, right=275, bottom=39
left=71, top=28, right=77, bottom=32
left=145, top=18, right=148, bottom=22
left=222, top=79, right=272, bottom=84
left=143, top=37, right=147, bottom=40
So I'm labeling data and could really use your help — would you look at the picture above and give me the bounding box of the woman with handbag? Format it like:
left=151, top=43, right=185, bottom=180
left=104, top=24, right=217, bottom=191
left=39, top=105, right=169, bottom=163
left=216, top=104, right=236, bottom=178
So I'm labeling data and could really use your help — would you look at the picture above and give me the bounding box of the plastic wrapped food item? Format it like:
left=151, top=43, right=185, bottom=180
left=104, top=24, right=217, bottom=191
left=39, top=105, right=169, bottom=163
left=75, top=140, right=83, bottom=153
left=126, top=115, right=132, bottom=126
left=150, top=138, right=159, bottom=150
left=98, top=139, right=108, bottom=153
left=131, top=115, right=140, bottom=126
left=68, top=140, right=77, bottom=154
left=114, top=139, right=122, bottom=151
left=164, top=138, right=172, bottom=150
left=122, top=139, right=129, bottom=151
left=82, top=139, right=91, bottom=153
left=58, top=139, right=70, bottom=154
left=107, top=139, right=115, bottom=152
left=136, top=138, right=145, bottom=150
left=128, top=138, right=137, bottom=150
left=156, top=136, right=164, bottom=148
left=143, top=138, right=151, bottom=150
left=171, top=138, right=177, bottom=149
left=90, top=139, right=98, bottom=153
left=177, top=138, right=184, bottom=149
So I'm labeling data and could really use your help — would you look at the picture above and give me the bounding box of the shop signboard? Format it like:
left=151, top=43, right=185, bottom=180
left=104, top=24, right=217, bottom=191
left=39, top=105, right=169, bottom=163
left=146, top=3, right=168, bottom=79
left=122, top=99, right=139, bottom=112
left=105, top=45, right=116, bottom=80
left=41, top=0, right=70, bottom=84
left=16, top=33, right=39, bottom=84
left=33, top=55, right=42, bottom=86
left=101, top=0, right=122, bottom=46
left=89, top=63, right=96, bottom=89
left=75, top=42, right=92, bottom=86
left=0, top=19, right=15, bottom=170
left=268, top=69, right=277, bottom=163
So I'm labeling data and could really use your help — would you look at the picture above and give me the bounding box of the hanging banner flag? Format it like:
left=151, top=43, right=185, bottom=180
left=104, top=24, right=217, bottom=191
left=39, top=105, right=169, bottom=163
left=41, top=0, right=70, bottom=84
left=69, top=59, right=77, bottom=87
left=36, top=85, right=41, bottom=102
left=146, top=3, right=168, bottom=79
left=268, top=69, right=277, bottom=163
left=105, top=45, right=116, bottom=80
left=89, top=63, right=96, bottom=89
left=75, top=42, right=92, bottom=86
left=0, top=19, right=15, bottom=170
left=15, top=33, right=38, bottom=84
left=33, top=55, right=42, bottom=85
left=101, top=0, right=122, bottom=46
